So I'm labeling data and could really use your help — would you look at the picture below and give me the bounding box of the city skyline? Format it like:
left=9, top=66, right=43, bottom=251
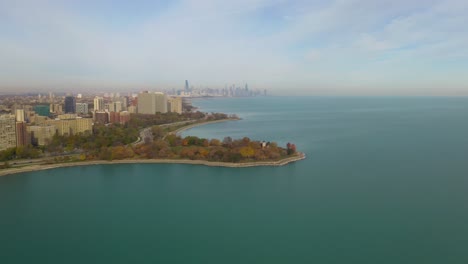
left=1, top=0, right=467, bottom=96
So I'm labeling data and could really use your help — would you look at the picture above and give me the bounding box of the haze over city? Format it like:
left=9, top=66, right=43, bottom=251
left=1, top=0, right=467, bottom=95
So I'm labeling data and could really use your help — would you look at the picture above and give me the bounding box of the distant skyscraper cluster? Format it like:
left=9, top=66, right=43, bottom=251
left=174, top=80, right=266, bottom=98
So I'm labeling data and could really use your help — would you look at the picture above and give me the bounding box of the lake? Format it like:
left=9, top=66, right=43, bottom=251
left=1, top=96, right=468, bottom=263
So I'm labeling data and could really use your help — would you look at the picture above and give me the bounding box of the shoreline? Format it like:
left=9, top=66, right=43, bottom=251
left=0, top=152, right=306, bottom=177
left=170, top=118, right=239, bottom=136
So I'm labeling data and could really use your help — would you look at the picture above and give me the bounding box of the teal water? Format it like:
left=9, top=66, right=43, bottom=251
left=1, top=96, right=468, bottom=263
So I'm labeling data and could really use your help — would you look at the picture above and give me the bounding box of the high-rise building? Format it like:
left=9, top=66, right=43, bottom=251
left=46, top=117, right=93, bottom=136
left=120, top=97, right=128, bottom=111
left=167, top=97, right=183, bottom=114
left=50, top=104, right=63, bottom=114
left=119, top=111, right=130, bottom=125
left=34, top=105, right=50, bottom=117
left=185, top=80, right=189, bottom=92
left=128, top=105, right=137, bottom=114
left=114, top=101, right=122, bottom=113
left=49, top=92, right=55, bottom=102
left=137, top=92, right=154, bottom=114
left=94, top=111, right=109, bottom=125
left=0, top=115, right=17, bottom=151
left=137, top=92, right=167, bottom=114
left=76, top=103, right=88, bottom=115
left=15, top=122, right=29, bottom=147
left=154, top=92, right=167, bottom=113
left=15, top=109, right=25, bottom=122
left=93, top=96, right=104, bottom=111
left=109, top=112, right=120, bottom=124
left=27, top=125, right=55, bottom=146
left=64, top=96, right=76, bottom=113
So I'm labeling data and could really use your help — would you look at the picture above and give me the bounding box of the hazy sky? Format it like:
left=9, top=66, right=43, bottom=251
left=1, top=0, right=467, bottom=95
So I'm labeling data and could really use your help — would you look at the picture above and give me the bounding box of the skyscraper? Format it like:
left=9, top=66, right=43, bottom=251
left=154, top=92, right=167, bottom=113
left=0, top=114, right=17, bottom=151
left=64, top=96, right=76, bottom=113
left=93, top=96, right=104, bottom=111
left=15, top=109, right=25, bottom=122
left=185, top=80, right=189, bottom=92
left=15, top=121, right=29, bottom=147
left=137, top=92, right=167, bottom=114
left=167, top=97, right=183, bottom=114
left=137, top=92, right=154, bottom=114
left=76, top=103, right=88, bottom=114
left=34, top=105, right=50, bottom=117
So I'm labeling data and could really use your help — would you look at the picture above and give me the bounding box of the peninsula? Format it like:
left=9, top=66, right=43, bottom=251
left=0, top=112, right=305, bottom=177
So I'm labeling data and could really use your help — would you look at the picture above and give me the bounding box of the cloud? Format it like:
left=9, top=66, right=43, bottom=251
left=0, top=0, right=467, bottom=95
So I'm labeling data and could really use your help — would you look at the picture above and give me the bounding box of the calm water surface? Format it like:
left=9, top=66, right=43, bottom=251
left=1, top=96, right=468, bottom=263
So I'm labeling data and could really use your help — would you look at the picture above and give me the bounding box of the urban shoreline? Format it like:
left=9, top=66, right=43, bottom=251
left=0, top=152, right=306, bottom=177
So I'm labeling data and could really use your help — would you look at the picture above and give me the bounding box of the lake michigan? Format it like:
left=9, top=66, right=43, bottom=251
left=1, top=96, right=468, bottom=263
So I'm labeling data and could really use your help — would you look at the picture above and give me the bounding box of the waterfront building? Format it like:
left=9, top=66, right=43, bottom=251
left=138, top=92, right=167, bottom=114
left=0, top=115, right=17, bottom=151
left=64, top=96, right=76, bottom=113
left=154, top=92, right=167, bottom=113
left=15, top=122, right=29, bottom=147
left=137, top=91, right=154, bottom=114
left=167, top=97, right=183, bottom=114
left=27, top=125, right=55, bottom=146
left=46, top=117, right=93, bottom=136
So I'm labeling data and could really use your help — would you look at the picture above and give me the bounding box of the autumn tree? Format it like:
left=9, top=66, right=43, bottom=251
left=239, top=146, right=255, bottom=158
left=209, top=139, right=221, bottom=147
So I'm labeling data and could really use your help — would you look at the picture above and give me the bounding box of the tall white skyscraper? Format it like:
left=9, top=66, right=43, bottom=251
left=15, top=109, right=25, bottom=122
left=93, top=96, right=104, bottom=111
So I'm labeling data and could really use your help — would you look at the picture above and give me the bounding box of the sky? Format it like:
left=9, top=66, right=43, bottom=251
left=0, top=0, right=467, bottom=95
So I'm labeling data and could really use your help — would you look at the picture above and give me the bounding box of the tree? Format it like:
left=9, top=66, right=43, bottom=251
left=223, top=136, right=232, bottom=146
left=286, top=142, right=297, bottom=155
left=209, top=138, right=221, bottom=146
left=239, top=146, right=255, bottom=158
left=152, top=126, right=164, bottom=139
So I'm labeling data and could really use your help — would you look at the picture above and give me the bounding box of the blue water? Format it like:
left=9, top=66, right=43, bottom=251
left=1, top=96, right=468, bottom=263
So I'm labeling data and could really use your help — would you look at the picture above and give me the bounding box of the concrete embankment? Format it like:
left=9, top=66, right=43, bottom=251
left=0, top=152, right=306, bottom=177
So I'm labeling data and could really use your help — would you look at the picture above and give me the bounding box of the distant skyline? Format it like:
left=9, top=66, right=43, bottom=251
left=1, top=0, right=467, bottom=95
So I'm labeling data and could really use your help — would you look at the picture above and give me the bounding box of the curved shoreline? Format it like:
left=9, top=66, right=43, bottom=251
left=0, top=152, right=306, bottom=177
left=169, top=118, right=239, bottom=137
